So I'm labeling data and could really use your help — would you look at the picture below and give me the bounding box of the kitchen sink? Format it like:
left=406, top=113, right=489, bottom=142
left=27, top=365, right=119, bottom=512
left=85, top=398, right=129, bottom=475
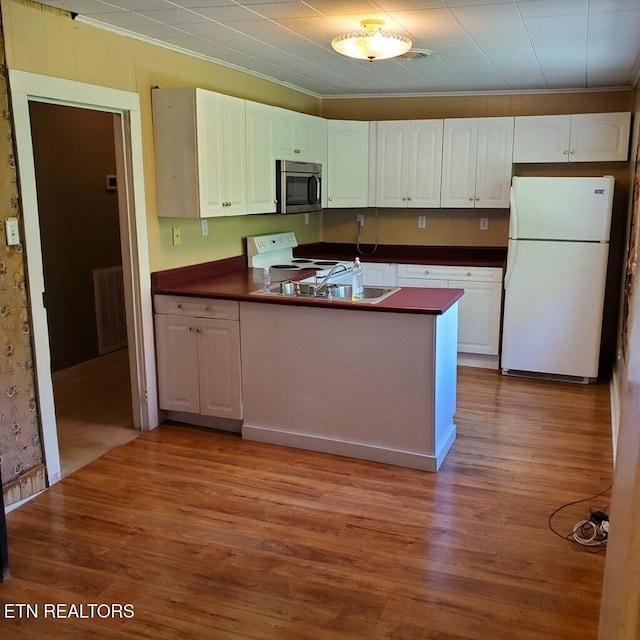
left=252, top=282, right=400, bottom=304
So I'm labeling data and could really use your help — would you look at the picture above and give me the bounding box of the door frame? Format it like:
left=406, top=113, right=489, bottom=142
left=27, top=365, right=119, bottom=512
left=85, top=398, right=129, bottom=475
left=9, top=70, right=159, bottom=486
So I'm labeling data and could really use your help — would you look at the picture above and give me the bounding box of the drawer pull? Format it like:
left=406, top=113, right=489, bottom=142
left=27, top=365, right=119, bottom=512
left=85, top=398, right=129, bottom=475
left=177, top=303, right=183, bottom=309
left=466, top=272, right=472, bottom=277
left=205, top=306, right=211, bottom=311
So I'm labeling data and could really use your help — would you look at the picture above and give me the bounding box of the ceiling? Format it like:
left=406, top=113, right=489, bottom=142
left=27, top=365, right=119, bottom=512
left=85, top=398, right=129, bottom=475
left=41, top=0, right=640, bottom=97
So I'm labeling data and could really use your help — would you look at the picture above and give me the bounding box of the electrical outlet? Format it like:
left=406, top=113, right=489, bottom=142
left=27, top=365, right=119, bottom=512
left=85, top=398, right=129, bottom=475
left=304, top=212, right=310, bottom=225
left=172, top=226, right=182, bottom=246
left=5, top=217, right=20, bottom=246
left=201, top=219, right=208, bottom=236
left=480, top=217, right=489, bottom=231
left=418, top=215, right=426, bottom=229
left=357, top=214, right=365, bottom=226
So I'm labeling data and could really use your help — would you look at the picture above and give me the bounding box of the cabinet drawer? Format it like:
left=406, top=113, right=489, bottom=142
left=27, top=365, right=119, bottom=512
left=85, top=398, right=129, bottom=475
left=397, top=264, right=502, bottom=282
left=154, top=295, right=239, bottom=320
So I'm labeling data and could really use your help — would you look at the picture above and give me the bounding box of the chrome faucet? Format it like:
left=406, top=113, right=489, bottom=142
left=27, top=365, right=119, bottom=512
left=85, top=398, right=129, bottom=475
left=312, top=262, right=350, bottom=294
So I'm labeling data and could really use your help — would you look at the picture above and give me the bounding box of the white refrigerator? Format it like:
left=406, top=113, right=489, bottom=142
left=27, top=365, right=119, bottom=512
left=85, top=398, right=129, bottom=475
left=501, top=176, right=614, bottom=382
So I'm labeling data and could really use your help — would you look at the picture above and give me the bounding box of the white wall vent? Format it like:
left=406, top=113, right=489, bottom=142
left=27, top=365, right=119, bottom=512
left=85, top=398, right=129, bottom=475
left=93, top=266, right=127, bottom=355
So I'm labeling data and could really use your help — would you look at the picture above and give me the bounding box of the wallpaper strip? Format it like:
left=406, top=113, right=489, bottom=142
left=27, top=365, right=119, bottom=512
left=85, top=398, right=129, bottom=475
left=0, top=6, right=46, bottom=504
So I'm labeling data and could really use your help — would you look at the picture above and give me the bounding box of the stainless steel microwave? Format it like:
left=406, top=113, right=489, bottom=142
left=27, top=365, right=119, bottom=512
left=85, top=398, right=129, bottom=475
left=276, top=160, right=322, bottom=214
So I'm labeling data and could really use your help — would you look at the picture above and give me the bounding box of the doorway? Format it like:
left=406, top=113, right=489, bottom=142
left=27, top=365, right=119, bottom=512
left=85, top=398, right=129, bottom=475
left=9, top=70, right=159, bottom=487
left=28, top=101, right=138, bottom=477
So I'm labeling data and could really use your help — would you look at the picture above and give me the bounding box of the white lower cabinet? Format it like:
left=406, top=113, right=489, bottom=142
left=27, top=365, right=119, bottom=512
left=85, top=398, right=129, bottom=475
left=397, top=264, right=503, bottom=364
left=154, top=295, right=242, bottom=421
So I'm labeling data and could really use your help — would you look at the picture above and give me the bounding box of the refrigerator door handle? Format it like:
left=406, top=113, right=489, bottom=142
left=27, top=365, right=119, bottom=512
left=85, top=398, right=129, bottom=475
left=505, top=239, right=517, bottom=290
left=509, top=186, right=518, bottom=240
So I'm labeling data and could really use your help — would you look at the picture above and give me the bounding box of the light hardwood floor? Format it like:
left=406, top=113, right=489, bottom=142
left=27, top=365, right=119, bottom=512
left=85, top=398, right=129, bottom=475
left=1, top=367, right=613, bottom=639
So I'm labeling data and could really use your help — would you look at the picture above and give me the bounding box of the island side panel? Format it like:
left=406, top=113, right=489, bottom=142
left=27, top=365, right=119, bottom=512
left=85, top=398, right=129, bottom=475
left=433, top=302, right=458, bottom=470
left=239, top=301, right=456, bottom=470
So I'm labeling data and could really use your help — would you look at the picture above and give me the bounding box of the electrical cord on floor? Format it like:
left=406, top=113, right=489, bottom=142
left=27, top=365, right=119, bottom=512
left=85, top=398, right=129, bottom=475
left=356, top=208, right=379, bottom=256
left=547, top=483, right=612, bottom=553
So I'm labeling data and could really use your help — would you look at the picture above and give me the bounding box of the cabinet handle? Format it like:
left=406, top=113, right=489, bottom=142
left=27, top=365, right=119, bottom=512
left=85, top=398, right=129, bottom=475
left=563, top=149, right=569, bottom=155
left=424, top=269, right=430, bottom=274
left=196, top=328, right=202, bottom=333
left=570, top=149, right=575, bottom=155
left=469, top=196, right=474, bottom=201
left=177, top=304, right=183, bottom=309
left=328, top=197, right=333, bottom=201
left=205, top=306, right=211, bottom=311
left=407, top=197, right=412, bottom=201
left=466, top=272, right=472, bottom=277
left=475, top=196, right=480, bottom=201
left=189, top=326, right=194, bottom=332
left=294, top=149, right=301, bottom=154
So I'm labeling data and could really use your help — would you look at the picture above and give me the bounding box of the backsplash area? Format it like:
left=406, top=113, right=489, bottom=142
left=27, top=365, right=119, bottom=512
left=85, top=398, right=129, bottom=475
left=322, top=208, right=510, bottom=247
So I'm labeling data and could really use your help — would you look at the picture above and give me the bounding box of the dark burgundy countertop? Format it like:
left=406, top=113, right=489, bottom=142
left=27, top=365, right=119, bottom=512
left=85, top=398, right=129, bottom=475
left=296, top=243, right=507, bottom=267
left=151, top=256, right=463, bottom=315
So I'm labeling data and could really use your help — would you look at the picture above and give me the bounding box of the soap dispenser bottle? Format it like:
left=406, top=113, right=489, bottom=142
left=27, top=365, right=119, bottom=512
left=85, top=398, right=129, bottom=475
left=352, top=257, right=364, bottom=301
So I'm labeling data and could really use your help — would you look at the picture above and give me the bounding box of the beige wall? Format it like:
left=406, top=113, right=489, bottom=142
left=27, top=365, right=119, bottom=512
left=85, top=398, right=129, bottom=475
left=320, top=90, right=634, bottom=120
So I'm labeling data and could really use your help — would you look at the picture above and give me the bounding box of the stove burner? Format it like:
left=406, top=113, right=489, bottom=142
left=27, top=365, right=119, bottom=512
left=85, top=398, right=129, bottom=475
left=270, top=264, right=301, bottom=270
left=314, top=260, right=340, bottom=266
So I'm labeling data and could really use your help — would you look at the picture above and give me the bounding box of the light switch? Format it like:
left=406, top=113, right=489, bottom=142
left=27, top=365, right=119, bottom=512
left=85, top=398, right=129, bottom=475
left=418, top=216, right=426, bottom=229
left=480, top=218, right=489, bottom=231
left=172, top=226, right=182, bottom=246
left=5, top=217, right=20, bottom=246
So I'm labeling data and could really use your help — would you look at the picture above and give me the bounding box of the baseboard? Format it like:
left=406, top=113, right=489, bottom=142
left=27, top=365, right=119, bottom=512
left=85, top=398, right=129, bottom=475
left=457, top=353, right=499, bottom=369
left=242, top=424, right=456, bottom=472
left=166, top=411, right=242, bottom=433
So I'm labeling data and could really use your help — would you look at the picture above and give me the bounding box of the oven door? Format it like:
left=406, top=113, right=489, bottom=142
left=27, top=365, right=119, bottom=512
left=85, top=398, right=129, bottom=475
left=279, top=172, right=322, bottom=214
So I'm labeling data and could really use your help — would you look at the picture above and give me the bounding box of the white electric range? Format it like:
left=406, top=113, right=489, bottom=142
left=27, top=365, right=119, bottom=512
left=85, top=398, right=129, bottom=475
left=247, top=232, right=354, bottom=284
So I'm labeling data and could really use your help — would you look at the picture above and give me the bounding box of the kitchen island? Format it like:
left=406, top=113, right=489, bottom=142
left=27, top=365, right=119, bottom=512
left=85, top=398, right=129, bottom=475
left=152, top=258, right=463, bottom=471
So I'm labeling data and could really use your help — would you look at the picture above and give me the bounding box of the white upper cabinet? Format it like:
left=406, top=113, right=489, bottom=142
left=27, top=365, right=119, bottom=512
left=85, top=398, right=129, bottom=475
left=152, top=87, right=247, bottom=218
left=272, top=107, right=327, bottom=164
left=327, top=120, right=369, bottom=208
left=441, top=117, right=514, bottom=208
left=245, top=101, right=277, bottom=214
left=513, top=112, right=631, bottom=163
left=375, top=120, right=443, bottom=208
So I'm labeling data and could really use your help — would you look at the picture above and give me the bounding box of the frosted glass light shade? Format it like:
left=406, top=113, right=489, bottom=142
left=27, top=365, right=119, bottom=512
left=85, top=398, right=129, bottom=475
left=331, top=20, right=412, bottom=62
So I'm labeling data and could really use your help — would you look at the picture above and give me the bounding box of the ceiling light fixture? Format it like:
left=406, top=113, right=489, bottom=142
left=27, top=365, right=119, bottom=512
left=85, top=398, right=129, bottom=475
left=331, top=19, right=412, bottom=63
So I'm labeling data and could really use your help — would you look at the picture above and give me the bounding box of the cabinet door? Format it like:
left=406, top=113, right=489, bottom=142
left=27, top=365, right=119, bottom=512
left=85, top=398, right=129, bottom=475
left=441, top=118, right=478, bottom=208
left=570, top=112, right=631, bottom=162
left=474, top=117, right=514, bottom=208
left=302, top=113, right=328, bottom=165
left=375, top=121, right=409, bottom=207
left=512, top=115, right=571, bottom=163
left=246, top=101, right=277, bottom=214
left=155, top=314, right=200, bottom=413
left=407, top=120, right=443, bottom=208
left=450, top=280, right=502, bottom=355
left=198, top=318, right=242, bottom=420
left=197, top=91, right=247, bottom=217
left=196, top=89, right=227, bottom=217
left=221, top=95, right=248, bottom=216
left=327, top=120, right=369, bottom=208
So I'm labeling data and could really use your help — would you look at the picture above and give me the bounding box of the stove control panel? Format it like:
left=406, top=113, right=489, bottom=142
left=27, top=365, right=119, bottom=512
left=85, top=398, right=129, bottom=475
left=247, top=232, right=297, bottom=256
